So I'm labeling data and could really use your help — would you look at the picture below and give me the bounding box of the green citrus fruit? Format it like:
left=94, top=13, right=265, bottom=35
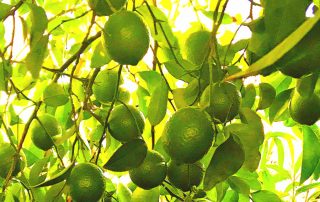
left=108, top=104, right=145, bottom=142
left=43, top=83, right=69, bottom=107
left=30, top=114, right=61, bottom=150
left=68, top=163, right=106, bottom=202
left=88, top=0, right=127, bottom=16
left=289, top=90, right=320, bottom=125
left=167, top=161, right=204, bottom=192
left=103, top=11, right=150, bottom=65
left=92, top=69, right=123, bottom=104
left=129, top=150, right=167, bottom=189
left=184, top=30, right=211, bottom=66
left=162, top=107, right=214, bottom=163
left=200, top=82, right=241, bottom=123
left=0, top=143, right=24, bottom=178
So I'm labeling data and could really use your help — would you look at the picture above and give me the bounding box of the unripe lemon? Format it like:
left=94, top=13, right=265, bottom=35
left=162, top=107, right=214, bottom=163
left=30, top=114, right=61, bottom=150
left=129, top=151, right=167, bottom=189
left=167, top=161, right=204, bottom=192
left=68, top=163, right=106, bottom=202
left=200, top=82, right=241, bottom=123
left=92, top=69, right=123, bottom=104
left=289, top=90, right=320, bottom=125
left=103, top=11, right=150, bottom=65
left=108, top=104, right=145, bottom=142
left=0, top=143, right=24, bottom=178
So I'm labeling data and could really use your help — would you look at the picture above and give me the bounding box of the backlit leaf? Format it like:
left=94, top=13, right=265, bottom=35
left=204, top=136, right=245, bottom=190
left=103, top=139, right=148, bottom=172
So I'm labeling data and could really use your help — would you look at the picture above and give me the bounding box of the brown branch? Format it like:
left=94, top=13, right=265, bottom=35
left=53, top=31, right=101, bottom=82
left=1, top=0, right=24, bottom=22
left=2, top=101, right=41, bottom=192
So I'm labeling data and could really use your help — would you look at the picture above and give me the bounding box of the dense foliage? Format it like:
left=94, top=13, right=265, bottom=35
left=0, top=0, right=320, bottom=201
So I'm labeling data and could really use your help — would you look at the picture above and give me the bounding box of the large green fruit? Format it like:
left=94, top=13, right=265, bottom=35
left=108, top=104, right=145, bottom=142
left=88, top=0, right=127, bottom=16
left=68, top=163, right=106, bottom=202
left=129, top=150, right=167, bottom=190
left=184, top=30, right=211, bottom=66
left=0, top=143, right=24, bottom=178
left=289, top=90, right=320, bottom=125
left=162, top=107, right=214, bottom=163
left=167, top=161, right=204, bottom=192
left=92, top=69, right=123, bottom=104
left=30, top=114, right=61, bottom=150
left=103, top=11, right=150, bottom=65
left=200, top=82, right=241, bottom=123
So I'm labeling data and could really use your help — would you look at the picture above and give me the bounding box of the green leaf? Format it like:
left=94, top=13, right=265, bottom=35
left=173, top=79, right=200, bottom=109
left=0, top=3, right=12, bottom=21
left=147, top=84, right=168, bottom=125
left=269, top=89, right=293, bottom=123
left=227, top=176, right=250, bottom=195
left=0, top=61, right=12, bottom=91
left=225, top=124, right=262, bottom=172
left=117, top=183, right=132, bottom=202
left=44, top=182, right=65, bottom=202
left=164, top=59, right=196, bottom=82
left=131, top=187, right=160, bottom=202
left=139, top=71, right=168, bottom=125
left=300, top=126, right=320, bottom=184
left=264, top=0, right=311, bottom=46
left=201, top=11, right=233, bottom=24
left=25, top=34, right=48, bottom=78
left=297, top=73, right=319, bottom=97
left=257, top=83, right=276, bottom=110
left=239, top=108, right=264, bottom=135
left=296, top=182, right=320, bottom=195
left=29, top=157, right=50, bottom=186
left=31, top=163, right=74, bottom=188
left=91, top=41, right=111, bottom=68
left=251, top=190, right=282, bottom=202
left=204, top=136, right=245, bottom=190
left=226, top=10, right=320, bottom=80
left=103, top=139, right=148, bottom=172
left=241, top=84, right=256, bottom=109
left=28, top=3, right=48, bottom=46
left=43, top=83, right=69, bottom=107
left=222, top=190, right=239, bottom=202
left=136, top=5, right=176, bottom=45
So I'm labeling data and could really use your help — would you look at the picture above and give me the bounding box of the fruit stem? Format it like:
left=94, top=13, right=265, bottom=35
left=95, top=65, right=123, bottom=163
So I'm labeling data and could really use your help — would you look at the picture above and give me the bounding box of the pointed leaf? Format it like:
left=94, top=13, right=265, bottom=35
left=0, top=3, right=12, bottom=21
left=103, top=139, right=148, bottom=172
left=91, top=41, right=111, bottom=68
left=269, top=89, right=293, bottom=122
left=257, top=83, right=276, bottom=110
left=251, top=190, right=281, bottom=202
left=241, top=84, right=256, bottom=109
left=297, top=73, right=319, bottom=97
left=131, top=187, right=159, bottom=202
left=25, top=34, right=48, bottom=78
left=32, top=163, right=74, bottom=188
left=147, top=84, right=168, bottom=125
left=225, top=10, right=320, bottom=80
left=28, top=4, right=48, bottom=45
left=227, top=176, right=250, bottom=195
left=300, top=126, right=320, bottom=184
left=204, top=136, right=245, bottom=190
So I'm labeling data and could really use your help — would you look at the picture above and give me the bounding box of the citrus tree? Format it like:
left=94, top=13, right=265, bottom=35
left=0, top=0, right=320, bottom=201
